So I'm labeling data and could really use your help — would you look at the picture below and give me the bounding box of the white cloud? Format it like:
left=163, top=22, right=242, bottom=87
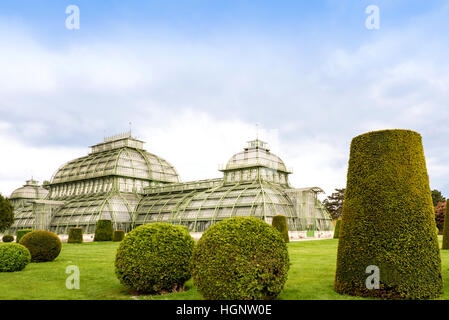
left=1, top=6, right=449, bottom=198
left=0, top=121, right=86, bottom=196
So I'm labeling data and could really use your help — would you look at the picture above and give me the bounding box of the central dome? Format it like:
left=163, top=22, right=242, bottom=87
left=225, top=139, right=290, bottom=173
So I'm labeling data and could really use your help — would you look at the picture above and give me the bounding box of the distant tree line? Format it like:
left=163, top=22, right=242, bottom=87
left=323, top=188, right=447, bottom=231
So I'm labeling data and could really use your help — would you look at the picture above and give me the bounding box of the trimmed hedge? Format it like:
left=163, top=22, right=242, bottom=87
left=0, top=243, right=31, bottom=272
left=113, top=230, right=125, bottom=242
left=442, top=200, right=449, bottom=249
left=115, top=223, right=194, bottom=294
left=94, top=220, right=113, bottom=241
left=192, top=217, right=290, bottom=300
left=272, top=215, right=289, bottom=243
left=19, top=230, right=62, bottom=262
left=68, top=227, right=83, bottom=244
left=335, top=129, right=443, bottom=299
left=333, top=220, right=341, bottom=239
left=2, top=235, right=14, bottom=243
left=16, top=229, right=32, bottom=243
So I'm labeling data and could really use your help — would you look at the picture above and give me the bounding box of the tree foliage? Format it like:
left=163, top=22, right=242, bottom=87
left=431, top=189, right=446, bottom=207
left=435, top=201, right=446, bottom=233
left=323, top=188, right=345, bottom=220
left=0, top=194, right=14, bottom=233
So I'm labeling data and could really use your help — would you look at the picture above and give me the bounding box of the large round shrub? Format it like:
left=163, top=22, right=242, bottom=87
left=335, top=129, right=443, bottom=299
left=115, top=223, right=194, bottom=294
left=0, top=243, right=31, bottom=272
left=16, top=229, right=32, bottom=243
left=272, top=215, right=289, bottom=243
left=192, top=217, right=290, bottom=300
left=94, top=220, right=113, bottom=241
left=2, top=235, right=14, bottom=243
left=19, top=230, right=62, bottom=262
left=67, top=227, right=83, bottom=243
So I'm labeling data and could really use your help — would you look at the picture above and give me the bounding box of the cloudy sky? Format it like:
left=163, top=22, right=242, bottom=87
left=1, top=0, right=449, bottom=199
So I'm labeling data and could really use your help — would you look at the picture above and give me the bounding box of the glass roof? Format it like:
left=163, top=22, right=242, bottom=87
left=10, top=179, right=49, bottom=200
left=223, top=139, right=291, bottom=173
left=51, top=136, right=179, bottom=184
left=49, top=192, right=139, bottom=234
left=135, top=180, right=299, bottom=232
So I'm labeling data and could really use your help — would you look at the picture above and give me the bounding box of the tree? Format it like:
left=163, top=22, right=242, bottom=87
left=323, top=188, right=345, bottom=220
left=435, top=201, right=446, bottom=233
left=443, top=201, right=449, bottom=249
left=0, top=194, right=14, bottom=233
left=431, top=189, right=446, bottom=207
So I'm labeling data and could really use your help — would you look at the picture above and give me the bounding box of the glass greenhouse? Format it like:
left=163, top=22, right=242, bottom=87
left=8, top=132, right=333, bottom=235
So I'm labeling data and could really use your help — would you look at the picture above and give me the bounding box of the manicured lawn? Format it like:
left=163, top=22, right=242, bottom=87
left=1, top=237, right=449, bottom=300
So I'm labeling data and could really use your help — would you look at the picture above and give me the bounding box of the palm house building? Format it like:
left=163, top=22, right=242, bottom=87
left=8, top=132, right=333, bottom=238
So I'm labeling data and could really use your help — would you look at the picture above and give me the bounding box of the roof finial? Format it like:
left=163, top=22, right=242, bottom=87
left=256, top=123, right=259, bottom=140
left=129, top=121, right=132, bottom=136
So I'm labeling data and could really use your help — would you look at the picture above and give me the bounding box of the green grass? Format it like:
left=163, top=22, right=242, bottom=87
left=1, top=237, right=449, bottom=300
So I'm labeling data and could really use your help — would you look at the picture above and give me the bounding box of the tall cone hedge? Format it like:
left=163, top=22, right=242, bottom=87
left=333, top=219, right=341, bottom=239
left=442, top=200, right=449, bottom=249
left=335, top=129, right=442, bottom=299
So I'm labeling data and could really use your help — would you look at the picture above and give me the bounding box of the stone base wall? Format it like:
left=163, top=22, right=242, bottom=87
left=56, top=230, right=334, bottom=243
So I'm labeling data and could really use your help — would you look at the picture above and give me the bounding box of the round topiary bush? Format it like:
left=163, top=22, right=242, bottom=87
left=333, top=219, right=341, bottom=239
left=16, top=229, right=32, bottom=243
left=272, top=215, right=289, bottom=243
left=335, top=129, right=443, bottom=299
left=94, top=220, right=113, bottom=241
left=2, top=235, right=14, bottom=243
left=192, top=217, right=290, bottom=300
left=113, top=230, right=125, bottom=242
left=115, top=223, right=195, bottom=294
left=0, top=243, right=31, bottom=272
left=19, top=230, right=62, bottom=262
left=67, top=227, right=83, bottom=244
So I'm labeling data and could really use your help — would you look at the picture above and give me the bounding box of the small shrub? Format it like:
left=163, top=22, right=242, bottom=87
left=115, top=223, right=194, bottom=294
left=113, top=230, right=125, bottom=242
left=2, top=235, right=14, bottom=243
left=0, top=243, right=31, bottom=272
left=68, top=227, right=83, bottom=244
left=19, top=230, right=62, bottom=262
left=94, top=220, right=113, bottom=241
left=16, top=229, right=32, bottom=243
left=442, top=200, right=449, bottom=249
left=272, top=215, right=289, bottom=243
left=333, top=220, right=342, bottom=239
left=192, top=217, right=290, bottom=300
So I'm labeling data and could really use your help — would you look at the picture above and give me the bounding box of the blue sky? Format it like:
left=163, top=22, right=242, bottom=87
left=1, top=0, right=449, bottom=198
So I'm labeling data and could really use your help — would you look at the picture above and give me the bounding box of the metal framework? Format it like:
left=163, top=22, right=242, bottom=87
left=8, top=134, right=333, bottom=234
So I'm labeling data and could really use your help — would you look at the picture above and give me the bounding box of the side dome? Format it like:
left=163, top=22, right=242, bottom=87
left=9, top=179, right=49, bottom=207
left=50, top=134, right=179, bottom=184
left=225, top=139, right=290, bottom=173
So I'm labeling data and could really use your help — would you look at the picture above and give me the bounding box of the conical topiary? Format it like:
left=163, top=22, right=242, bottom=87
left=272, top=215, right=289, bottom=243
left=94, top=220, right=113, bottom=241
left=442, top=200, right=449, bottom=249
left=335, top=129, right=442, bottom=299
left=333, top=219, right=341, bottom=239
